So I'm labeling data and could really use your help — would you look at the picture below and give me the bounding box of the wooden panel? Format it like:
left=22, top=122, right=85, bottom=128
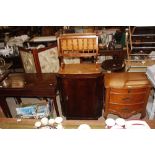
left=108, top=103, right=144, bottom=118
left=57, top=33, right=98, bottom=60
left=58, top=64, right=101, bottom=74
left=109, top=87, right=147, bottom=104
left=109, top=92, right=146, bottom=104
left=110, top=87, right=147, bottom=93
left=61, top=38, right=96, bottom=51
left=57, top=73, right=104, bottom=119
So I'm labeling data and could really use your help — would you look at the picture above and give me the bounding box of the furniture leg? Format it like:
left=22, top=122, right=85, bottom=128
left=103, top=112, right=107, bottom=120
left=0, top=97, right=12, bottom=118
left=15, top=97, right=22, bottom=105
left=140, top=111, right=146, bottom=119
left=52, top=97, right=60, bottom=116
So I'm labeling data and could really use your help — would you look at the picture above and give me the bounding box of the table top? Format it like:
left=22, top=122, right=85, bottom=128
left=58, top=64, right=102, bottom=75
left=0, top=73, right=57, bottom=97
left=0, top=118, right=155, bottom=129
left=104, top=72, right=151, bottom=88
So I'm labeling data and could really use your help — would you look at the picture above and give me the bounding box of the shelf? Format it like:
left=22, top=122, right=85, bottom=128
left=99, top=49, right=126, bottom=56
left=126, top=26, right=155, bottom=72
left=132, top=34, right=155, bottom=37
left=132, top=42, right=155, bottom=44
left=132, top=46, right=155, bottom=49
left=125, top=60, right=155, bottom=69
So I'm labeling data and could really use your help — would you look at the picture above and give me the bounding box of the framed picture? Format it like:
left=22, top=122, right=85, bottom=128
left=37, top=45, right=59, bottom=73
left=19, top=48, right=37, bottom=73
left=19, top=45, right=59, bottom=73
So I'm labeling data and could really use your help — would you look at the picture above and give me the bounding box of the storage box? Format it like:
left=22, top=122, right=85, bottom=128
left=16, top=102, right=50, bottom=119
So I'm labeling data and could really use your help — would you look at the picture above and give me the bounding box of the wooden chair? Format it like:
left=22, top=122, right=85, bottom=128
left=57, top=33, right=101, bottom=74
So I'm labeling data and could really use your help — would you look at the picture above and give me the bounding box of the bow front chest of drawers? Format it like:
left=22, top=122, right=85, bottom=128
left=104, top=72, right=151, bottom=119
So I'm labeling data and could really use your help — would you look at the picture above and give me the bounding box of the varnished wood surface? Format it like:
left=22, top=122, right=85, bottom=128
left=104, top=72, right=151, bottom=119
left=0, top=118, right=105, bottom=129
left=57, top=72, right=104, bottom=119
left=0, top=118, right=155, bottom=129
left=0, top=73, right=57, bottom=97
left=104, top=72, right=151, bottom=88
left=0, top=73, right=59, bottom=117
left=58, top=63, right=102, bottom=74
left=99, top=49, right=127, bottom=56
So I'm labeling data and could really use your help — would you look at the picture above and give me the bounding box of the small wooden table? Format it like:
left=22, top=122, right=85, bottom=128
left=0, top=73, right=59, bottom=117
left=0, top=118, right=155, bottom=129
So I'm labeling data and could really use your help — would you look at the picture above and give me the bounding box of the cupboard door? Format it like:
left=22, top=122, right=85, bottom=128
left=58, top=74, right=104, bottom=119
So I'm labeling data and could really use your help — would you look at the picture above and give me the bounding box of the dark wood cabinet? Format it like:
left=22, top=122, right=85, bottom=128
left=104, top=72, right=151, bottom=119
left=57, top=73, right=104, bottom=120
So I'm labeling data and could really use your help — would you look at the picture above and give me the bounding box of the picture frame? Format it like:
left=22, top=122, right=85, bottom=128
left=19, top=45, right=59, bottom=73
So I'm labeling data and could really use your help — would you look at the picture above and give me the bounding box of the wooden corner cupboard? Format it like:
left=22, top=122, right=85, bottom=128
left=57, top=72, right=104, bottom=120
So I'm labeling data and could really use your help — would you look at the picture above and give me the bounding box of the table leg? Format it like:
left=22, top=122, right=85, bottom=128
left=0, top=97, right=12, bottom=118
left=52, top=97, right=60, bottom=116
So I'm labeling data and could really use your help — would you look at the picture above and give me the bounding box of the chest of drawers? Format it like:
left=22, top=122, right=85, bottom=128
left=104, top=72, right=151, bottom=119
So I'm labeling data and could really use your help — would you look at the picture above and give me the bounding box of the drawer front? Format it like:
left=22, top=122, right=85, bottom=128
left=110, top=88, right=148, bottom=93
left=108, top=103, right=144, bottom=113
left=109, top=92, right=146, bottom=104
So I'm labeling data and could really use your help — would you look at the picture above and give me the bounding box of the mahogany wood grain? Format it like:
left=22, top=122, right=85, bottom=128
left=57, top=73, right=104, bottom=120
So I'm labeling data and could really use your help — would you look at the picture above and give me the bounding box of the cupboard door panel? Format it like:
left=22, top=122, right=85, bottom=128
left=58, top=74, right=104, bottom=119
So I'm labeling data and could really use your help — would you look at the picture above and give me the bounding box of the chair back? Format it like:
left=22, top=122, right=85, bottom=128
left=57, top=33, right=99, bottom=65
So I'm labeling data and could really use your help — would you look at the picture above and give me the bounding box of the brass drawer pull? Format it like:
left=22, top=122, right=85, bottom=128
left=122, top=97, right=130, bottom=101
left=121, top=108, right=129, bottom=111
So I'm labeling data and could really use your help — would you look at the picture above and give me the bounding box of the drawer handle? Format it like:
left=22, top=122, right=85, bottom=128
left=122, top=97, right=130, bottom=101
left=121, top=108, right=129, bottom=111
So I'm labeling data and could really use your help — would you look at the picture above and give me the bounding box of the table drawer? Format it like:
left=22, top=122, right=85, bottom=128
left=109, top=92, right=146, bottom=104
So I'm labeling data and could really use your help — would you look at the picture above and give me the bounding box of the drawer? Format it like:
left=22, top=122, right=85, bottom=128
left=110, top=88, right=147, bottom=94
left=108, top=103, right=144, bottom=113
left=109, top=92, right=146, bottom=104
